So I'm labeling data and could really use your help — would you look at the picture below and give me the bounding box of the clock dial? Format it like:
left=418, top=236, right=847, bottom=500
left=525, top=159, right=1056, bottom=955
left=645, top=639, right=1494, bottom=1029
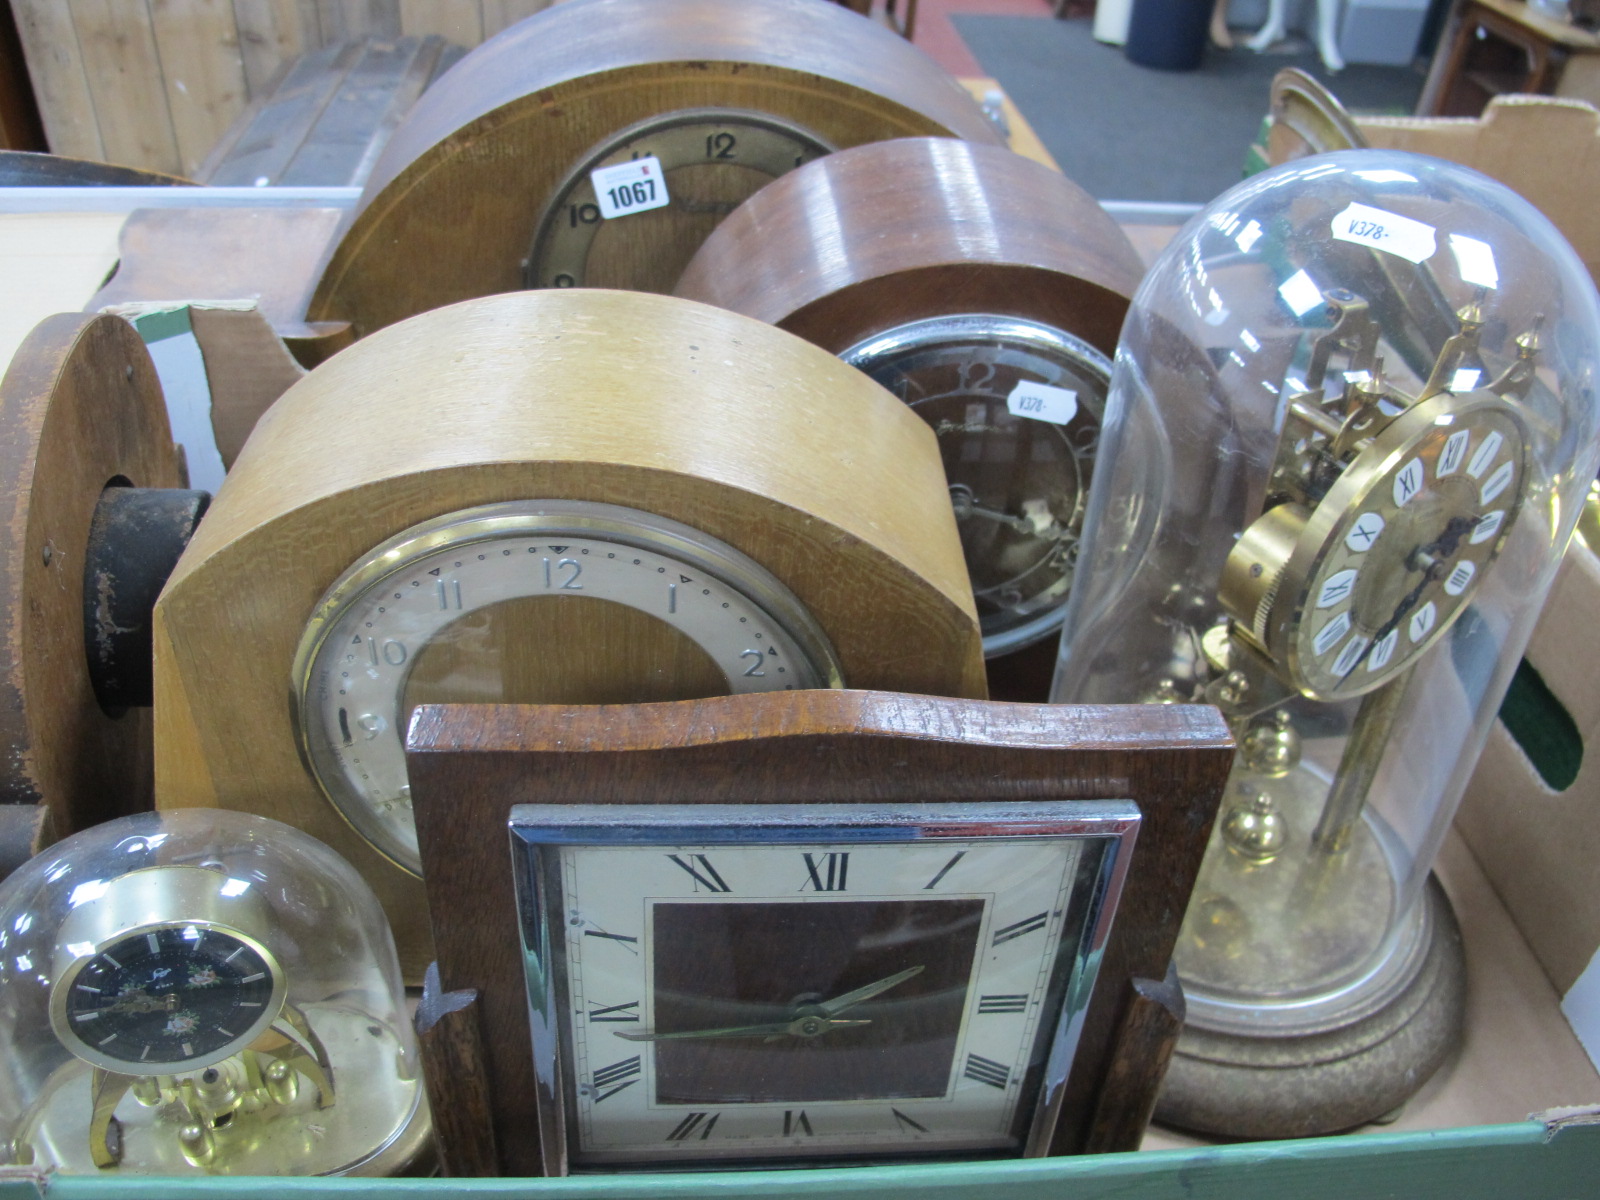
left=1222, top=389, right=1529, bottom=702
left=51, top=925, right=284, bottom=1075
left=527, top=109, right=832, bottom=293
left=295, top=501, right=843, bottom=874
left=539, top=832, right=1102, bottom=1166
left=841, top=316, right=1109, bottom=657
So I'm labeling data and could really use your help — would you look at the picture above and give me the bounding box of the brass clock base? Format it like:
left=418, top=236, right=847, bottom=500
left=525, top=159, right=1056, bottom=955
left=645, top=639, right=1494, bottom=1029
left=1155, top=876, right=1465, bottom=1140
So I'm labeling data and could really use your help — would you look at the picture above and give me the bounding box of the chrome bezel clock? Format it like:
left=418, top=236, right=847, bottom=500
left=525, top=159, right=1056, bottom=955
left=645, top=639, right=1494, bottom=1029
left=510, top=801, right=1137, bottom=1170
left=293, top=500, right=845, bottom=875
left=841, top=315, right=1111, bottom=658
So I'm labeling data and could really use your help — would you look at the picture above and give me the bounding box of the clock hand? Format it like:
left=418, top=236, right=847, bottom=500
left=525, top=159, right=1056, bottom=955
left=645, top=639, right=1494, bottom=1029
left=818, top=964, right=925, bottom=1016
left=1339, top=515, right=1479, bottom=682
left=613, top=1016, right=870, bottom=1042
left=613, top=966, right=924, bottom=1041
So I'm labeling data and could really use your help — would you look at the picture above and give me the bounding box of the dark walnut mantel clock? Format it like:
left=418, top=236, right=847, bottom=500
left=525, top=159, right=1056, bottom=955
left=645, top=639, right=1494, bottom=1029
left=303, top=0, right=1004, bottom=344
left=403, top=690, right=1233, bottom=1176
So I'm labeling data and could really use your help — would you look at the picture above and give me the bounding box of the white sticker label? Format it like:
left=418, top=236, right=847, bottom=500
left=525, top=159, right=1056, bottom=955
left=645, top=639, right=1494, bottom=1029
left=1006, top=380, right=1079, bottom=425
left=590, top=156, right=670, bottom=219
left=1331, top=203, right=1437, bottom=264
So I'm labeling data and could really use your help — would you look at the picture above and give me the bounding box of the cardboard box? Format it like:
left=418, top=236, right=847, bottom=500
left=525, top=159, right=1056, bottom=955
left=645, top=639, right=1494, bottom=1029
left=1356, top=95, right=1600, bottom=284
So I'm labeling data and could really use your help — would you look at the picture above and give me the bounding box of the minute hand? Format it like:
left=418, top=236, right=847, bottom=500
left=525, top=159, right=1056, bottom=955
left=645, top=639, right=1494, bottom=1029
left=613, top=1017, right=869, bottom=1043
left=819, top=965, right=925, bottom=1015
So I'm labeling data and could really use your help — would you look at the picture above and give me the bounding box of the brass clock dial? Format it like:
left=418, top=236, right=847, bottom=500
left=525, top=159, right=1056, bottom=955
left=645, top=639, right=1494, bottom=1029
left=1222, top=389, right=1529, bottom=701
left=527, top=109, right=832, bottom=293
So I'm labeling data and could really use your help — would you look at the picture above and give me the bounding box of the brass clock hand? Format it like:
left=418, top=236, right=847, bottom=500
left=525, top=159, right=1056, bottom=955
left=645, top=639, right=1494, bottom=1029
left=818, top=964, right=925, bottom=1015
left=613, top=1016, right=870, bottom=1043
left=1339, top=514, right=1480, bottom=683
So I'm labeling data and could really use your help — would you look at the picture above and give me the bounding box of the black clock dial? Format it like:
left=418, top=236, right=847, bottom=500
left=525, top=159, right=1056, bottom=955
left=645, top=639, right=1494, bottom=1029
left=650, top=899, right=984, bottom=1105
left=58, top=926, right=279, bottom=1068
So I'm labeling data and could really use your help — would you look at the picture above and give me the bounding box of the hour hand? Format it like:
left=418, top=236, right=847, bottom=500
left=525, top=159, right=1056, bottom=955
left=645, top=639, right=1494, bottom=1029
left=614, top=1017, right=870, bottom=1042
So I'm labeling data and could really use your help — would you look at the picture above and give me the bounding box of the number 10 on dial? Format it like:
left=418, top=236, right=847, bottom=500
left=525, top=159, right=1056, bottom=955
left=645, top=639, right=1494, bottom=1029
left=511, top=802, right=1138, bottom=1169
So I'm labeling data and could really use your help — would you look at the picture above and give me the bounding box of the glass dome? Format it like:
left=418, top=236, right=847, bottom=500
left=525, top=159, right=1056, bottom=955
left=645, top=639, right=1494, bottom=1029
left=0, top=809, right=428, bottom=1175
left=1052, top=150, right=1600, bottom=1042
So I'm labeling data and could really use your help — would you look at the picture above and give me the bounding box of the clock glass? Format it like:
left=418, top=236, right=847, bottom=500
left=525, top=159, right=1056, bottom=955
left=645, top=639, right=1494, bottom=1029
left=511, top=801, right=1137, bottom=1169
left=527, top=108, right=832, bottom=293
left=841, top=316, right=1110, bottom=657
left=1049, top=150, right=1600, bottom=1135
left=51, top=925, right=283, bottom=1074
left=294, top=501, right=844, bottom=874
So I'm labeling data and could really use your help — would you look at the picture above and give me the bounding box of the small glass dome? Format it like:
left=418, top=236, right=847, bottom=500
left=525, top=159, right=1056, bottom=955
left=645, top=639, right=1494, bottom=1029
left=1053, top=150, right=1600, bottom=1042
left=0, top=809, right=428, bottom=1175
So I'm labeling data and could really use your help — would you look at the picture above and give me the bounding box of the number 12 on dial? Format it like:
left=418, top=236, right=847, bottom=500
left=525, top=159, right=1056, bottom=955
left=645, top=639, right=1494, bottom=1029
left=511, top=801, right=1138, bottom=1169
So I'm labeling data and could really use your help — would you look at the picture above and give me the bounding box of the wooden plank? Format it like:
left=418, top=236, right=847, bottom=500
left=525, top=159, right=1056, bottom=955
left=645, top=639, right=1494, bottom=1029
left=481, top=0, right=551, bottom=38
left=67, top=0, right=181, bottom=173
left=149, top=0, right=249, bottom=177
left=319, top=0, right=401, bottom=40
left=232, top=0, right=317, bottom=99
left=201, top=39, right=360, bottom=186
left=400, top=0, right=482, bottom=45
left=8, top=0, right=102, bottom=160
left=278, top=35, right=433, bottom=186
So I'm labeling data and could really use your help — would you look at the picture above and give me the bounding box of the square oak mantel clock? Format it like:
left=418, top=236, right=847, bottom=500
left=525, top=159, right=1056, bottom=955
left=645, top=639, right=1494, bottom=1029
left=404, top=690, right=1233, bottom=1176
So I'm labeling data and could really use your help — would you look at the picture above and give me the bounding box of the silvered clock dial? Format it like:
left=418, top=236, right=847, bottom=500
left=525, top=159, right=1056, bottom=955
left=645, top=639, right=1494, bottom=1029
left=527, top=109, right=832, bottom=293
left=841, top=316, right=1110, bottom=657
left=511, top=801, right=1136, bottom=1169
left=294, top=500, right=844, bottom=874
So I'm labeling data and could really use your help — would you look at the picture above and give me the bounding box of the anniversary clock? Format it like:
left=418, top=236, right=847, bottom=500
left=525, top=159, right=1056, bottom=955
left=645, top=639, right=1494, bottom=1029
left=153, top=289, right=985, bottom=978
left=1050, top=151, right=1600, bottom=1136
left=0, top=810, right=426, bottom=1174
left=304, top=0, right=1004, bottom=341
left=676, top=139, right=1145, bottom=696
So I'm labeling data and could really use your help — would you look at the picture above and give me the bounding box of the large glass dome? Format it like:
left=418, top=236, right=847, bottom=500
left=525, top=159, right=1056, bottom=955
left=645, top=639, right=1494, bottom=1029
left=1051, top=150, right=1600, bottom=1122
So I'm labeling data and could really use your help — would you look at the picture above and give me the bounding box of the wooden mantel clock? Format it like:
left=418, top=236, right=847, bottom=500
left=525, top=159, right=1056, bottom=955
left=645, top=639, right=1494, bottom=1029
left=404, top=690, right=1234, bottom=1176
left=151, top=290, right=986, bottom=978
left=304, top=0, right=1005, bottom=342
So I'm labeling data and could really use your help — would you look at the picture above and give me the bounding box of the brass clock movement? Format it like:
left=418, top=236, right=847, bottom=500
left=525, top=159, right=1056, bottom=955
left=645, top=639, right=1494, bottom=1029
left=305, top=0, right=1005, bottom=341
left=1050, top=151, right=1600, bottom=1136
left=677, top=138, right=1146, bottom=696
left=152, top=289, right=986, bottom=979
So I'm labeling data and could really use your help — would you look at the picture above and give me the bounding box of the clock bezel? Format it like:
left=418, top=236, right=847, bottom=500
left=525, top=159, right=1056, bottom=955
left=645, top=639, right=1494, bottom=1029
left=509, top=801, right=1138, bottom=1172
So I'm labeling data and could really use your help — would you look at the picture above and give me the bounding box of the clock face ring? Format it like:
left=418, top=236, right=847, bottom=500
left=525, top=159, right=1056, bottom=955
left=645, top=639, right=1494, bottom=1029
left=293, top=500, right=845, bottom=875
left=49, top=921, right=286, bottom=1076
left=1276, top=390, right=1529, bottom=700
left=840, top=315, right=1109, bottom=656
left=526, top=107, right=833, bottom=292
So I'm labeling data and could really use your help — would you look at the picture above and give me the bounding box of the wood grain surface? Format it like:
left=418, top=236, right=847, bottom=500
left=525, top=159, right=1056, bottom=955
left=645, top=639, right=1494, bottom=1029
left=406, top=690, right=1234, bottom=1174
left=153, top=290, right=986, bottom=978
left=676, top=137, right=1146, bottom=359
left=0, top=313, right=183, bottom=833
left=307, top=0, right=1004, bottom=337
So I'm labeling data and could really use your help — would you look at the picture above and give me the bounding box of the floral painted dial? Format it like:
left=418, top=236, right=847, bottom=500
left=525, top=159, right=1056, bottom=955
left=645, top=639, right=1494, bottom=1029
left=526, top=108, right=832, bottom=293
left=50, top=925, right=285, bottom=1075
left=1223, top=390, right=1528, bottom=701
left=293, top=502, right=844, bottom=874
